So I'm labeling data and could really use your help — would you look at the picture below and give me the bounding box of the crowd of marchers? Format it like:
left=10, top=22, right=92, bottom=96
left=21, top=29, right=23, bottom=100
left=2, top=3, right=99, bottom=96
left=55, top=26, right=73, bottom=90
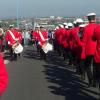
left=51, top=12, right=100, bottom=89
left=1, top=12, right=100, bottom=98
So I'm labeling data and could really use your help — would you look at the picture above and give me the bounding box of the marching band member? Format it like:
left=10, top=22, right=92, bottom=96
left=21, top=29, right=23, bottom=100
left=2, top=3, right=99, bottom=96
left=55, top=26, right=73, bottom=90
left=37, top=26, right=48, bottom=59
left=53, top=26, right=59, bottom=53
left=32, top=26, right=40, bottom=53
left=92, top=25, right=100, bottom=88
left=15, top=28, right=23, bottom=58
left=0, top=54, right=8, bottom=96
left=5, top=25, right=20, bottom=61
left=62, top=23, right=73, bottom=61
left=62, top=25, right=69, bottom=60
left=56, top=24, right=65, bottom=56
left=74, top=24, right=86, bottom=80
left=82, top=13, right=97, bottom=87
left=69, top=18, right=83, bottom=67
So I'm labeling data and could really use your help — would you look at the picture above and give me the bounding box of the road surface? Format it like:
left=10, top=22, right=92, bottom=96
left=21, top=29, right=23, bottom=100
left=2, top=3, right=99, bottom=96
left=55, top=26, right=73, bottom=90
left=1, top=46, right=100, bottom=100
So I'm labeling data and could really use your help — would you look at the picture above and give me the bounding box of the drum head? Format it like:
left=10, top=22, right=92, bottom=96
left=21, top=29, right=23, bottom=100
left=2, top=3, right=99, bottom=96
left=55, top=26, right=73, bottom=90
left=14, top=43, right=23, bottom=54
left=42, top=43, right=53, bottom=53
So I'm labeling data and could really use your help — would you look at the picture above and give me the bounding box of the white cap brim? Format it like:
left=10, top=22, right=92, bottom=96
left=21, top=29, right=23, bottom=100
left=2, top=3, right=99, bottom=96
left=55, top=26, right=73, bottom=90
left=36, top=26, right=40, bottom=28
left=67, top=23, right=73, bottom=27
left=59, top=24, right=64, bottom=28
left=63, top=23, right=67, bottom=26
left=87, top=13, right=96, bottom=17
left=79, top=24, right=87, bottom=28
left=76, top=18, right=84, bottom=23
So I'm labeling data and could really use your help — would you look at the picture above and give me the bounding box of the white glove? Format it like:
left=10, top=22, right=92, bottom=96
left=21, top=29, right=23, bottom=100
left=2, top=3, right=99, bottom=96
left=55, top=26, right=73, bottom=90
left=8, top=41, right=10, bottom=44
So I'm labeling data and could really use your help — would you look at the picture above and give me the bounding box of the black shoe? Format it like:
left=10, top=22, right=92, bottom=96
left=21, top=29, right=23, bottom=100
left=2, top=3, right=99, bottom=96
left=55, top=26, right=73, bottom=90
left=88, top=82, right=93, bottom=88
left=14, top=57, right=17, bottom=61
left=10, top=58, right=13, bottom=61
left=87, top=84, right=92, bottom=88
left=81, top=75, right=85, bottom=80
left=93, top=81, right=97, bottom=87
left=68, top=62, right=72, bottom=66
left=40, top=56, right=43, bottom=60
left=43, top=55, right=46, bottom=60
left=63, top=57, right=66, bottom=61
left=18, top=54, right=20, bottom=58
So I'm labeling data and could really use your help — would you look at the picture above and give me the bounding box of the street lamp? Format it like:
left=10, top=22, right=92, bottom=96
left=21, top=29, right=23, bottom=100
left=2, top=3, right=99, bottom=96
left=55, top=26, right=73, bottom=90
left=17, top=0, right=19, bottom=28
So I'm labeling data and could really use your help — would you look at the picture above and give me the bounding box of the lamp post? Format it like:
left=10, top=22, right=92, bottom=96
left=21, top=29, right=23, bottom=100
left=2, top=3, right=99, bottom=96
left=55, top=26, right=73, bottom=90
left=17, top=0, right=19, bottom=28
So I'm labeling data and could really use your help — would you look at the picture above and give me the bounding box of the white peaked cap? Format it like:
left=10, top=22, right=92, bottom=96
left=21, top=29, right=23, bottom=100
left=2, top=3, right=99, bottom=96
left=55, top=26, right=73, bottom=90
left=36, top=25, right=40, bottom=28
left=67, top=22, right=73, bottom=27
left=87, top=12, right=96, bottom=17
left=63, top=22, right=67, bottom=26
left=76, top=18, right=84, bottom=23
left=73, top=21, right=76, bottom=24
left=65, top=25, right=68, bottom=29
left=55, top=26, right=59, bottom=30
left=9, top=24, right=14, bottom=27
left=79, top=24, right=87, bottom=28
left=59, top=24, right=64, bottom=28
left=40, top=25, right=45, bottom=28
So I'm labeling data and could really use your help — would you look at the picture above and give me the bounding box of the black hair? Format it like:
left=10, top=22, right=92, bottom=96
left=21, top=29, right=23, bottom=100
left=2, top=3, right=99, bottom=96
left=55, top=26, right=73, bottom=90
left=88, top=15, right=96, bottom=21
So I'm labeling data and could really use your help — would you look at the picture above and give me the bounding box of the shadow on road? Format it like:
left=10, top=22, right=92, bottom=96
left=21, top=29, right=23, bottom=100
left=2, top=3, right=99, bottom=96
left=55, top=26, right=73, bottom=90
left=22, top=49, right=41, bottom=60
left=42, top=53, right=99, bottom=100
left=22, top=48, right=100, bottom=100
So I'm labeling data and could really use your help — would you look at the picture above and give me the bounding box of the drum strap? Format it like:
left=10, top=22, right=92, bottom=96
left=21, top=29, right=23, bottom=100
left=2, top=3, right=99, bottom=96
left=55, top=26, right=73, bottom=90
left=38, top=31, right=45, bottom=41
left=8, top=30, right=16, bottom=40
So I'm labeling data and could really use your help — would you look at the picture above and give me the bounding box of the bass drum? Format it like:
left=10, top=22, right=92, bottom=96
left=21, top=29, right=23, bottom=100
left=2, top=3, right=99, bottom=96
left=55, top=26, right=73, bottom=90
left=12, top=43, right=23, bottom=54
left=42, top=42, right=53, bottom=53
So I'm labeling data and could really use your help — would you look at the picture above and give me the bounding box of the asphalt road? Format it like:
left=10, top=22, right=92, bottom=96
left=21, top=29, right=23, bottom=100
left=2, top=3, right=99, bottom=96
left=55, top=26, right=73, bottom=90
left=1, top=46, right=100, bottom=100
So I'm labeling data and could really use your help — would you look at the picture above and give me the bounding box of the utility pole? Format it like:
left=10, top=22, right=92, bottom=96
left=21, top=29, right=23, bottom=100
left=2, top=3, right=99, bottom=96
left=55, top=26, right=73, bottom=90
left=17, top=0, right=19, bottom=28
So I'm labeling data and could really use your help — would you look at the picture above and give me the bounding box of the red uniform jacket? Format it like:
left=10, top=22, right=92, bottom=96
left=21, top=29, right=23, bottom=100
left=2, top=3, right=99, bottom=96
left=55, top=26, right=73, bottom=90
left=0, top=55, right=8, bottom=95
left=62, top=29, right=69, bottom=48
left=74, top=33, right=86, bottom=59
left=53, top=29, right=59, bottom=43
left=93, top=25, right=100, bottom=63
left=32, top=31, right=39, bottom=41
left=5, top=29, right=19, bottom=46
left=70, top=27, right=80, bottom=55
left=82, top=23, right=97, bottom=56
left=59, top=28, right=66, bottom=45
left=38, top=31, right=48, bottom=46
left=55, top=28, right=65, bottom=45
left=66, top=29, right=73, bottom=49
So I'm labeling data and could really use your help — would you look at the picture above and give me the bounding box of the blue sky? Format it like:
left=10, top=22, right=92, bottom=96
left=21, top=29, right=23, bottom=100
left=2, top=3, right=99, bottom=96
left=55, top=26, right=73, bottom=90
left=0, top=0, right=100, bottom=18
